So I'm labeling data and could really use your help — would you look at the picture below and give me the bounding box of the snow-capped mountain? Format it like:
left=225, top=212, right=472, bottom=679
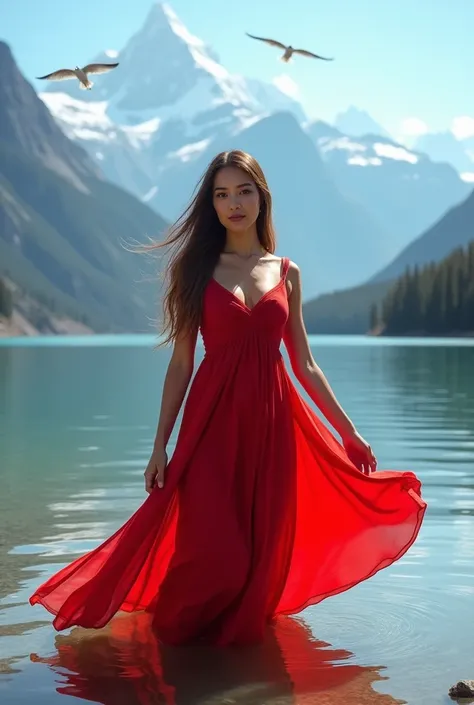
left=43, top=3, right=253, bottom=119
left=307, top=120, right=470, bottom=254
left=42, top=2, right=306, bottom=126
left=35, top=2, right=471, bottom=298
left=40, top=2, right=306, bottom=198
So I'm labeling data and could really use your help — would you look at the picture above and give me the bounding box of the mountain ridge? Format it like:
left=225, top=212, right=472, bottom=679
left=303, top=185, right=474, bottom=333
left=0, top=41, right=168, bottom=333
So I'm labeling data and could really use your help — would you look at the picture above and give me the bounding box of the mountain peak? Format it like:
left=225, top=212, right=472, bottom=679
left=145, top=2, right=177, bottom=24
left=44, top=2, right=251, bottom=118
left=334, top=106, right=391, bottom=140
left=145, top=3, right=202, bottom=46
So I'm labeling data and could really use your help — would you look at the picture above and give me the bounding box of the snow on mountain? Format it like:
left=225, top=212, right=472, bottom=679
left=306, top=120, right=470, bottom=254
left=39, top=92, right=157, bottom=196
left=317, top=131, right=419, bottom=167
left=42, top=2, right=302, bottom=126
left=36, top=2, right=469, bottom=288
left=39, top=2, right=306, bottom=197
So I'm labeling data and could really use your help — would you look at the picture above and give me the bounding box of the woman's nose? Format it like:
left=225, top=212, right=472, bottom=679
left=229, top=196, right=241, bottom=210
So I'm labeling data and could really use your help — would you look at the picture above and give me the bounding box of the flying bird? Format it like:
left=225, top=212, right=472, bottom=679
left=245, top=33, right=333, bottom=63
left=36, top=62, right=119, bottom=90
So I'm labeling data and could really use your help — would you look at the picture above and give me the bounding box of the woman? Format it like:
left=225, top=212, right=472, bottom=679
left=30, top=150, right=426, bottom=647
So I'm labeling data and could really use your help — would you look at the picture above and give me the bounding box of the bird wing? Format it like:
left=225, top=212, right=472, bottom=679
left=293, top=48, right=333, bottom=60
left=36, top=69, right=76, bottom=81
left=82, top=62, right=119, bottom=75
left=245, top=33, right=287, bottom=50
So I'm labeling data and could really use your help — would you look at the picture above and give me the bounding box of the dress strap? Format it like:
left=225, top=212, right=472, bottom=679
left=280, top=257, right=290, bottom=281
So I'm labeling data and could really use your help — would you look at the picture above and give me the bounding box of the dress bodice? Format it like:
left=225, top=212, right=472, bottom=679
left=200, top=258, right=290, bottom=356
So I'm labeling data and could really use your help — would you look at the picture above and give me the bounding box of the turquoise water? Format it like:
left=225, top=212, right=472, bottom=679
left=1, top=335, right=473, bottom=705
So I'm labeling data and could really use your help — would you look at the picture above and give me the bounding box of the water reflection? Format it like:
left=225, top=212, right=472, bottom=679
left=29, top=614, right=400, bottom=705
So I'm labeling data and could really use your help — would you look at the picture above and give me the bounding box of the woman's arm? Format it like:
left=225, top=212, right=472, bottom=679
left=153, top=328, right=197, bottom=451
left=283, top=262, right=377, bottom=473
left=145, top=328, right=197, bottom=491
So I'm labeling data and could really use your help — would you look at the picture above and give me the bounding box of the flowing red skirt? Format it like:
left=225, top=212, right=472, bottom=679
left=30, top=268, right=426, bottom=646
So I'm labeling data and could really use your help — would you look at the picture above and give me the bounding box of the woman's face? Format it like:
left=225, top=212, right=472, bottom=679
left=212, top=167, right=260, bottom=232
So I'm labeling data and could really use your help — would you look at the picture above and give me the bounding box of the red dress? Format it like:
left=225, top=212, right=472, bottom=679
left=30, top=257, right=426, bottom=646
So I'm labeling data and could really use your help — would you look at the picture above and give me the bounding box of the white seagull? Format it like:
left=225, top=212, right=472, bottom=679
left=246, top=33, right=333, bottom=63
left=36, top=62, right=119, bottom=90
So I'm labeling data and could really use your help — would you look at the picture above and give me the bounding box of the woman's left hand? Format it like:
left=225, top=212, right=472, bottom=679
left=342, top=430, right=377, bottom=475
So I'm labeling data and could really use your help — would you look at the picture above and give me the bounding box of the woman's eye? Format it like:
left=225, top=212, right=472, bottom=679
left=215, top=189, right=252, bottom=198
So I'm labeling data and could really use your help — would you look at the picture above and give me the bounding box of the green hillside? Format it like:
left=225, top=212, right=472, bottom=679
left=377, top=242, right=474, bottom=335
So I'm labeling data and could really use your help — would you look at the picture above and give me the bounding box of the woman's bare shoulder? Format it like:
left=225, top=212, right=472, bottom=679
left=284, top=258, right=301, bottom=278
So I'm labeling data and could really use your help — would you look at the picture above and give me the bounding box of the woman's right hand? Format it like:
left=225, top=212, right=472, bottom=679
left=144, top=447, right=168, bottom=493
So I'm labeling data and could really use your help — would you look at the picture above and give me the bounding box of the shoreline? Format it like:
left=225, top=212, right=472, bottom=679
left=369, top=327, right=474, bottom=339
left=2, top=328, right=474, bottom=341
left=0, top=312, right=94, bottom=338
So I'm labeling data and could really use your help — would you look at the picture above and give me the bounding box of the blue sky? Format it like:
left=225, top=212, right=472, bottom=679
left=1, top=0, right=472, bottom=138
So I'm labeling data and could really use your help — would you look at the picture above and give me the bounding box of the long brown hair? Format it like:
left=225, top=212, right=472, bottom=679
left=152, top=150, right=277, bottom=346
